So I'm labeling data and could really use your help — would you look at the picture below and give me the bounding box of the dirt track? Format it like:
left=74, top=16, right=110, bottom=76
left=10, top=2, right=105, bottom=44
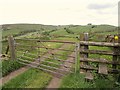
left=46, top=44, right=75, bottom=89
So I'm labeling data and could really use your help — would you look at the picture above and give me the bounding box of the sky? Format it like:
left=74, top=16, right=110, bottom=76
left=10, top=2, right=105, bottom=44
left=0, top=0, right=119, bottom=26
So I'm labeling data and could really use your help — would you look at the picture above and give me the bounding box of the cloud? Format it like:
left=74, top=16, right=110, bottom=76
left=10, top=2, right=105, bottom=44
left=88, top=3, right=115, bottom=10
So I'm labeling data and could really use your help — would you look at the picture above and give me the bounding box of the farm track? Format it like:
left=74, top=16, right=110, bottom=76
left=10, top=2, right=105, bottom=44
left=0, top=44, right=67, bottom=86
left=46, top=46, right=75, bottom=89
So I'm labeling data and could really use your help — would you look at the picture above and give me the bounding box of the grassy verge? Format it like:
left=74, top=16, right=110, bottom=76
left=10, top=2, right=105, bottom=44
left=59, top=73, right=91, bottom=88
left=2, top=60, right=24, bottom=77
left=3, top=68, right=52, bottom=88
left=59, top=73, right=120, bottom=88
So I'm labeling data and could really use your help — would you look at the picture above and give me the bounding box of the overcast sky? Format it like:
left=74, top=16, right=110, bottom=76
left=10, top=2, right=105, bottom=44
left=0, top=0, right=119, bottom=26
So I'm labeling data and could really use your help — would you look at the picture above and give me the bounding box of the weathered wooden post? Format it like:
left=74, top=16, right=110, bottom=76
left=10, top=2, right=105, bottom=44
left=118, top=34, right=120, bottom=83
left=8, top=35, right=16, bottom=60
left=118, top=34, right=120, bottom=43
left=112, top=47, right=118, bottom=69
left=80, top=33, right=89, bottom=73
left=112, top=42, right=120, bottom=81
left=117, top=47, right=120, bottom=83
left=80, top=33, right=93, bottom=80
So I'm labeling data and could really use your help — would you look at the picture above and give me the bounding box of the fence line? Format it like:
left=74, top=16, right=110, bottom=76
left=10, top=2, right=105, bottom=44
left=7, top=35, right=120, bottom=80
left=79, top=33, right=120, bottom=81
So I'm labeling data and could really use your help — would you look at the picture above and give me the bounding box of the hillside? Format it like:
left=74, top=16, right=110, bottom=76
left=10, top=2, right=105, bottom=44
left=1, top=24, right=58, bottom=38
left=1, top=24, right=118, bottom=41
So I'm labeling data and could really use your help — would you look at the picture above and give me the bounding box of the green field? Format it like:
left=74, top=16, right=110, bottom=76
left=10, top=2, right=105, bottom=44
left=2, top=24, right=118, bottom=41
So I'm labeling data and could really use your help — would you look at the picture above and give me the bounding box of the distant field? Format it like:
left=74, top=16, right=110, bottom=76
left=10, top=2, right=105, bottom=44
left=2, top=24, right=57, bottom=38
left=2, top=24, right=117, bottom=39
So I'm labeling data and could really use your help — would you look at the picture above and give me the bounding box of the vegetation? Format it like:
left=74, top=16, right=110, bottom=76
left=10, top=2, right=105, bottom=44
left=59, top=73, right=91, bottom=88
left=3, top=69, right=52, bottom=88
left=2, top=60, right=24, bottom=77
left=2, top=24, right=57, bottom=39
left=60, top=73, right=120, bottom=88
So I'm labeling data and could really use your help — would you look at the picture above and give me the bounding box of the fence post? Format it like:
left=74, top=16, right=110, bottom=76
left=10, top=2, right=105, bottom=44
left=80, top=33, right=89, bottom=73
left=112, top=47, right=118, bottom=69
left=112, top=46, right=119, bottom=81
left=8, top=35, right=16, bottom=60
left=117, top=34, right=120, bottom=82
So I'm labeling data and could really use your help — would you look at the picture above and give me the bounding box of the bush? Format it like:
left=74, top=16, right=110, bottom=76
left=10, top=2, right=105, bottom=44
left=64, top=28, right=74, bottom=34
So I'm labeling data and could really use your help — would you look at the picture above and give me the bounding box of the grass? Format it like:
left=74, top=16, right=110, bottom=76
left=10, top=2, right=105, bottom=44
left=53, top=37, right=78, bottom=42
left=89, top=46, right=112, bottom=60
left=50, top=29, right=69, bottom=36
left=2, top=41, right=8, bottom=54
left=2, top=24, right=117, bottom=42
left=3, top=68, right=52, bottom=88
left=59, top=73, right=91, bottom=88
left=59, top=73, right=120, bottom=88
left=2, top=60, right=24, bottom=77
left=2, top=24, right=57, bottom=38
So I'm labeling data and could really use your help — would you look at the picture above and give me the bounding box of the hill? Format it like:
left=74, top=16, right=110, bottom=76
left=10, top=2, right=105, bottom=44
left=1, top=24, right=58, bottom=38
left=1, top=24, right=118, bottom=41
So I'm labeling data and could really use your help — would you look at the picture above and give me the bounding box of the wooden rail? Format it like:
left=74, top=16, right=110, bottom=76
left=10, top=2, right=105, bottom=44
left=15, top=39, right=76, bottom=44
left=15, top=43, right=75, bottom=52
left=80, top=58, right=120, bottom=65
left=18, top=58, right=74, bottom=73
left=80, top=41, right=120, bottom=47
left=80, top=49, right=120, bottom=55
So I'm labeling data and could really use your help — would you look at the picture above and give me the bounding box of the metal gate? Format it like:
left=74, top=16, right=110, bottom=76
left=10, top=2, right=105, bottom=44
left=14, top=38, right=78, bottom=77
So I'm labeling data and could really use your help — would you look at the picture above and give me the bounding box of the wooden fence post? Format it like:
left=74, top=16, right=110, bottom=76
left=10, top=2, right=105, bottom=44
left=80, top=33, right=89, bottom=73
left=112, top=47, right=118, bottom=69
left=112, top=46, right=119, bottom=81
left=8, top=35, right=16, bottom=60
left=84, top=33, right=89, bottom=60
left=117, top=53, right=120, bottom=83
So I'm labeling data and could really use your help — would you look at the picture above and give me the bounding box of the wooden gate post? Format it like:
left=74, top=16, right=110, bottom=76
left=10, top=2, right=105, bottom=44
left=8, top=35, right=16, bottom=60
left=80, top=33, right=89, bottom=73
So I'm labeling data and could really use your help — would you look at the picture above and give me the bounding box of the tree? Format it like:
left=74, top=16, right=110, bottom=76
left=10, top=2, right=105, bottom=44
left=88, top=23, right=92, bottom=25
